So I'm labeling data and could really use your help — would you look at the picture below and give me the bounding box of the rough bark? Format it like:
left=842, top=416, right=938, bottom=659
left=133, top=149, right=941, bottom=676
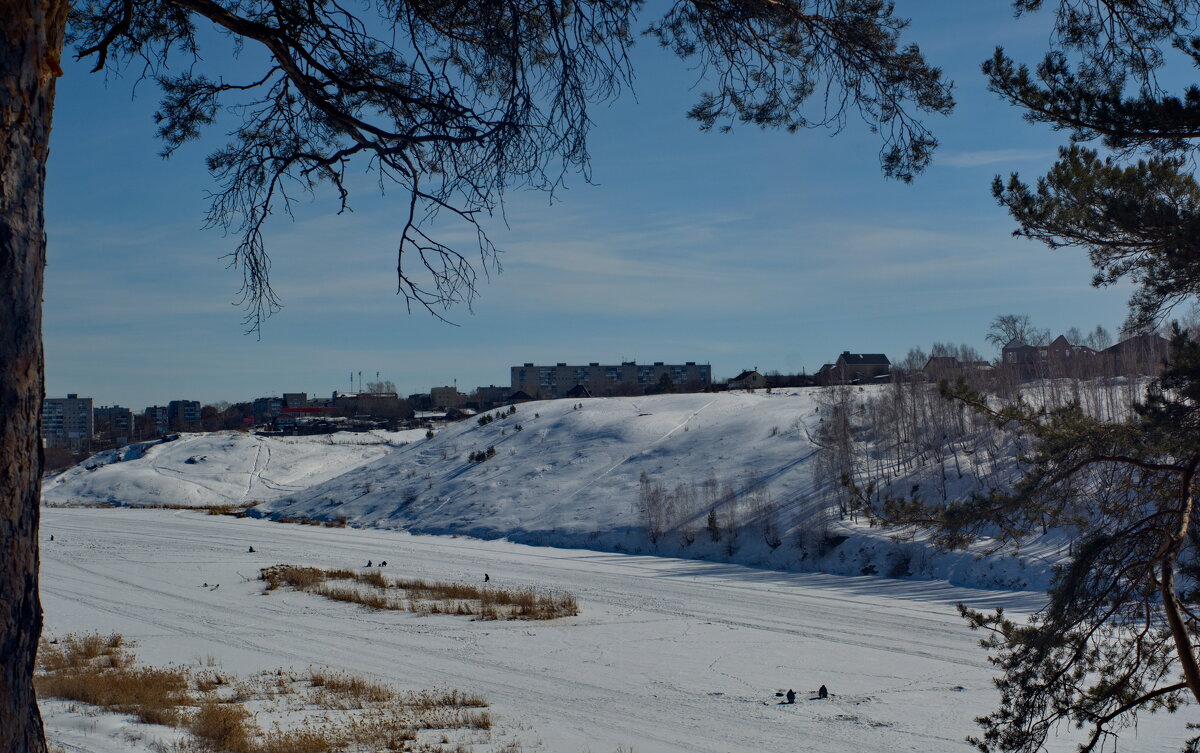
left=1, top=1, right=66, bottom=752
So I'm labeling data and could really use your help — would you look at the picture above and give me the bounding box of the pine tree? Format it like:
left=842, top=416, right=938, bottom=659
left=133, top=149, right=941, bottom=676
left=849, top=330, right=1200, bottom=751
left=853, top=4, right=1200, bottom=748
left=707, top=508, right=722, bottom=543
left=986, top=1, right=1200, bottom=331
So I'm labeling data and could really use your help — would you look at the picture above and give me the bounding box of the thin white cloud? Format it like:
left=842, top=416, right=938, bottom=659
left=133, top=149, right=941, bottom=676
left=939, top=149, right=1049, bottom=168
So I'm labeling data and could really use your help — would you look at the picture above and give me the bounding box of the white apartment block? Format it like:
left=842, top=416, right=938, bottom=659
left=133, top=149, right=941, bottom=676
left=510, top=361, right=711, bottom=399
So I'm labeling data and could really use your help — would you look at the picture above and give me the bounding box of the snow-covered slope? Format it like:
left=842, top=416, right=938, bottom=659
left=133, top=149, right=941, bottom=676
left=255, top=392, right=1056, bottom=590
left=258, top=392, right=822, bottom=540
left=43, top=430, right=425, bottom=508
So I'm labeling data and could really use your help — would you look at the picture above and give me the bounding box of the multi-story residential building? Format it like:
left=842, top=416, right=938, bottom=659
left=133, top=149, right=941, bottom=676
left=93, top=405, right=134, bottom=445
left=167, top=400, right=201, bottom=430
left=253, top=396, right=283, bottom=418
left=472, top=385, right=511, bottom=407
left=144, top=405, right=170, bottom=435
left=43, top=394, right=94, bottom=451
left=510, top=361, right=711, bottom=400
left=430, top=386, right=466, bottom=409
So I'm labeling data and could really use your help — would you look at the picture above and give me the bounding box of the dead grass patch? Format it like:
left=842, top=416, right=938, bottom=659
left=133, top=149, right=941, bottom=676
left=275, top=515, right=347, bottom=528
left=189, top=700, right=254, bottom=751
left=38, top=632, right=495, bottom=753
left=36, top=662, right=191, bottom=727
left=307, top=669, right=396, bottom=706
left=38, top=632, right=132, bottom=672
left=261, top=564, right=578, bottom=620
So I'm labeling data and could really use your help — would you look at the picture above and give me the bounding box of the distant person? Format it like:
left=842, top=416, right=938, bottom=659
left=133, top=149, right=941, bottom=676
left=248, top=546, right=255, bottom=553
left=484, top=573, right=490, bottom=583
left=786, top=689, right=796, bottom=704
left=380, top=561, right=387, bottom=567
left=49, top=535, right=53, bottom=541
left=367, top=559, right=372, bottom=567
left=818, top=685, right=828, bottom=699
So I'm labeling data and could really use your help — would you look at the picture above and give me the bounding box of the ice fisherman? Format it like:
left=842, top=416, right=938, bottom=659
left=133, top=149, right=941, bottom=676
left=785, top=689, right=796, bottom=704
left=818, top=685, right=828, bottom=699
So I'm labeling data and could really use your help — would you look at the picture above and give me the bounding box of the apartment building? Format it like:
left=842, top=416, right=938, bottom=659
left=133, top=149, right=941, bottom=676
left=43, top=394, right=94, bottom=451
left=510, top=361, right=711, bottom=399
left=93, top=405, right=134, bottom=445
left=167, top=400, right=201, bottom=430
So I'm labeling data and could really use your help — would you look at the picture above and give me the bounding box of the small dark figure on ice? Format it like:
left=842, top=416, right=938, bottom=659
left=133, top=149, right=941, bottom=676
left=484, top=573, right=490, bottom=582
left=366, top=559, right=372, bottom=567
left=379, top=561, right=387, bottom=567
left=248, top=546, right=255, bottom=553
left=818, top=685, right=828, bottom=699
left=785, top=689, right=796, bottom=704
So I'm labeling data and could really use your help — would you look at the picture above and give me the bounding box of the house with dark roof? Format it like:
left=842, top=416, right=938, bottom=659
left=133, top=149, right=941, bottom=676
left=818, top=352, right=890, bottom=385
left=1002, top=335, right=1100, bottom=379
left=1103, top=333, right=1171, bottom=375
left=727, top=370, right=766, bottom=390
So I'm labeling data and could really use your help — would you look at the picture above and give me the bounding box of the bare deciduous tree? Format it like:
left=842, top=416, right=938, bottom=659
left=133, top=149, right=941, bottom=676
left=986, top=313, right=1050, bottom=349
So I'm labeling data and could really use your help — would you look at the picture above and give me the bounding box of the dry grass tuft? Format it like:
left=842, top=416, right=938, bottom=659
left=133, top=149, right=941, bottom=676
left=189, top=700, right=254, bottom=751
left=403, top=689, right=488, bottom=710
left=275, top=516, right=347, bottom=528
left=253, top=727, right=336, bottom=753
left=36, top=663, right=191, bottom=727
left=38, top=632, right=132, bottom=672
left=307, top=669, right=395, bottom=705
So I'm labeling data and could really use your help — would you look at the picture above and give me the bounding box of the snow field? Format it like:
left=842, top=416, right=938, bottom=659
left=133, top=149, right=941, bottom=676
left=37, top=508, right=1193, bottom=753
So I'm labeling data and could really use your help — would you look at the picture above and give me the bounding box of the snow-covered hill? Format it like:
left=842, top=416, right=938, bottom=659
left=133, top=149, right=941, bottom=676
left=44, top=392, right=1062, bottom=590
left=259, top=392, right=821, bottom=539
left=254, top=392, right=1058, bottom=590
left=43, top=430, right=425, bottom=508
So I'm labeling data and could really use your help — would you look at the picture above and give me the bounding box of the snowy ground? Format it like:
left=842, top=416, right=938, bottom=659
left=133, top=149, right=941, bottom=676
left=39, top=508, right=1193, bottom=753
left=43, top=430, right=426, bottom=508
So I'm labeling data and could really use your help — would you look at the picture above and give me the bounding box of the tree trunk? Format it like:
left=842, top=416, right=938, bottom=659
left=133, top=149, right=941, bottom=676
left=1, top=2, right=66, bottom=752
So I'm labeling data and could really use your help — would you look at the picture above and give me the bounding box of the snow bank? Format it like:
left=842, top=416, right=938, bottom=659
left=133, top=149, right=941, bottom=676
left=43, top=430, right=424, bottom=508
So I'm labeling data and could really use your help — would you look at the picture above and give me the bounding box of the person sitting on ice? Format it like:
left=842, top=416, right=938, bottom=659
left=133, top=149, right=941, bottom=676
left=366, top=559, right=372, bottom=567
left=818, top=685, right=828, bottom=699
left=786, top=689, right=796, bottom=704
left=248, top=546, right=255, bottom=553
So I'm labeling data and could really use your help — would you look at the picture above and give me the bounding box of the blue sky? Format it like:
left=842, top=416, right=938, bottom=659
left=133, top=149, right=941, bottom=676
left=44, top=1, right=1141, bottom=409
